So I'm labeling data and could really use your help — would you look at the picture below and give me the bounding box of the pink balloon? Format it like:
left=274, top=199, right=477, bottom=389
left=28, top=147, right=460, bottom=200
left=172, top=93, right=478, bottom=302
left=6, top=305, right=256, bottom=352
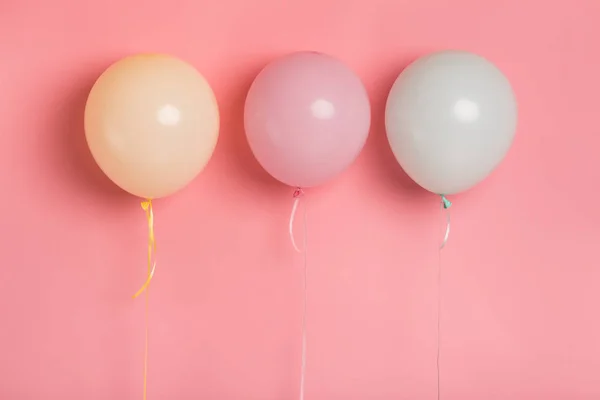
left=244, top=52, right=371, bottom=188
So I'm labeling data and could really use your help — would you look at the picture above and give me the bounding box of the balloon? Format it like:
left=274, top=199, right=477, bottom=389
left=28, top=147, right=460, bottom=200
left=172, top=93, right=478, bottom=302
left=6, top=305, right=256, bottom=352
left=85, top=54, right=219, bottom=199
left=385, top=50, right=517, bottom=195
left=244, top=51, right=371, bottom=188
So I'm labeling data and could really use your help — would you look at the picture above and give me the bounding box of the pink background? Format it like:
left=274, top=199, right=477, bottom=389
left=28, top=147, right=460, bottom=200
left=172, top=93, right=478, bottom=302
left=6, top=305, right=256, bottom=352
left=1, top=0, right=599, bottom=399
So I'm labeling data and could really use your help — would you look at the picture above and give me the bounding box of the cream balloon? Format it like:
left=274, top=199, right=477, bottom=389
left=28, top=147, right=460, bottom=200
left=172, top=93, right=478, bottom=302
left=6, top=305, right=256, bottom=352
left=85, top=54, right=219, bottom=199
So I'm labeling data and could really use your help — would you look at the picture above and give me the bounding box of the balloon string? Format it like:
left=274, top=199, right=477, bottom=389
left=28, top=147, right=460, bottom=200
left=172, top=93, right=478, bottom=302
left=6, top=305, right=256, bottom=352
left=439, top=195, right=451, bottom=249
left=437, top=196, right=451, bottom=400
left=289, top=187, right=304, bottom=253
left=134, top=200, right=156, bottom=298
left=299, top=197, right=308, bottom=400
left=133, top=199, right=157, bottom=400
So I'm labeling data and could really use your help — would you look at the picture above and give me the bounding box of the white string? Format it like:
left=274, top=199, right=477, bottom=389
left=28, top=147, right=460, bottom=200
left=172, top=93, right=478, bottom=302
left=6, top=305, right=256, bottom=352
left=299, top=200, right=307, bottom=400
left=289, top=188, right=304, bottom=253
left=436, top=240, right=442, bottom=400
left=437, top=200, right=450, bottom=400
left=439, top=204, right=450, bottom=250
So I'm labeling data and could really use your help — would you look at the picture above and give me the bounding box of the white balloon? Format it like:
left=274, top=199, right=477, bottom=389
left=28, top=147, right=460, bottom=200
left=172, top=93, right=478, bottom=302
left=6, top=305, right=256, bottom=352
left=385, top=50, right=517, bottom=195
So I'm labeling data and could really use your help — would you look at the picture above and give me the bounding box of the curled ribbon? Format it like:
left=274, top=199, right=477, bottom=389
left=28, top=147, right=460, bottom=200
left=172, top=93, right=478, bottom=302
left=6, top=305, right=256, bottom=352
left=134, top=200, right=156, bottom=298
left=439, top=195, right=451, bottom=249
left=289, top=187, right=304, bottom=252
left=133, top=199, right=156, bottom=400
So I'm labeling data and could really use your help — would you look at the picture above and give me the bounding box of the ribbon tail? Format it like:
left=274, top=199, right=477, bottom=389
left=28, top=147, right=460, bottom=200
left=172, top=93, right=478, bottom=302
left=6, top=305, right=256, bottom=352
left=289, top=196, right=302, bottom=253
left=133, top=261, right=157, bottom=299
left=143, top=292, right=149, bottom=400
left=299, top=322, right=306, bottom=400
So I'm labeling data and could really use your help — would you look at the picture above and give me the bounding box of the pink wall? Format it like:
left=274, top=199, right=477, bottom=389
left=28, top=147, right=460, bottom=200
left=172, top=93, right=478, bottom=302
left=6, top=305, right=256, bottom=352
left=1, top=0, right=599, bottom=399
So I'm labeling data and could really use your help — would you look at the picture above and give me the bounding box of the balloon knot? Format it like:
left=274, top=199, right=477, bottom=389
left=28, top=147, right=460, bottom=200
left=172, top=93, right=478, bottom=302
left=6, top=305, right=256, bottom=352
left=440, top=194, right=452, bottom=209
left=141, top=199, right=152, bottom=211
left=293, top=187, right=304, bottom=198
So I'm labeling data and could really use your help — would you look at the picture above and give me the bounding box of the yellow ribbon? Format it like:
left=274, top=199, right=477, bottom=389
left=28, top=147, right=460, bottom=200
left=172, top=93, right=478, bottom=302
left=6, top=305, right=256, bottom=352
left=133, top=199, right=156, bottom=400
left=134, top=200, right=156, bottom=298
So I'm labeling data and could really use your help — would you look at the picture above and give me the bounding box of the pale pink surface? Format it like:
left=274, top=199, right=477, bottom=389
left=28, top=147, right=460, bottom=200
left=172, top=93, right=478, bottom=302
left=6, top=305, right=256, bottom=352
left=245, top=52, right=370, bottom=188
left=1, top=1, right=599, bottom=399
